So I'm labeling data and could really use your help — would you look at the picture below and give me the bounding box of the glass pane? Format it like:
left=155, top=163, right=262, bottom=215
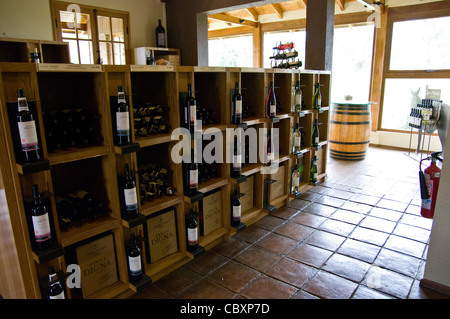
left=112, top=18, right=124, bottom=42
left=263, top=30, right=305, bottom=69
left=208, top=35, right=253, bottom=67
left=79, top=40, right=93, bottom=64
left=390, top=16, right=450, bottom=70
left=60, top=10, right=77, bottom=39
left=99, top=42, right=113, bottom=65
left=381, top=78, right=450, bottom=130
left=97, top=16, right=112, bottom=41
left=113, top=42, right=126, bottom=65
left=331, top=24, right=375, bottom=103
left=63, top=39, right=79, bottom=64
left=77, top=13, right=92, bottom=39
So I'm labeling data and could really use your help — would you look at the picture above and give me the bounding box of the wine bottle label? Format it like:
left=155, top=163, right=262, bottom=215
left=317, top=98, right=321, bottom=107
left=31, top=213, right=51, bottom=242
left=292, top=176, right=300, bottom=187
left=315, top=136, right=320, bottom=144
left=236, top=100, right=242, bottom=116
left=187, top=227, right=198, bottom=244
left=233, top=155, right=241, bottom=170
left=18, top=98, right=29, bottom=112
left=267, top=151, right=274, bottom=161
left=314, top=173, right=318, bottom=180
left=189, top=169, right=198, bottom=188
left=128, top=255, right=142, bottom=275
left=116, top=111, right=130, bottom=136
left=49, top=291, right=65, bottom=299
left=232, top=205, right=241, bottom=220
left=158, top=33, right=166, bottom=46
left=270, top=104, right=276, bottom=116
left=17, top=121, right=39, bottom=151
left=190, top=104, right=196, bottom=126
left=294, top=136, right=301, bottom=147
left=295, top=93, right=301, bottom=106
left=124, top=187, right=138, bottom=211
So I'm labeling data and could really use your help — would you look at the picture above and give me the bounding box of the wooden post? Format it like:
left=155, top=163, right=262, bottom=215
left=305, top=0, right=335, bottom=71
left=253, top=22, right=262, bottom=68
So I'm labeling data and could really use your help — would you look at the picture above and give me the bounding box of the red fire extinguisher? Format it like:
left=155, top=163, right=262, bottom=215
left=419, top=152, right=443, bottom=219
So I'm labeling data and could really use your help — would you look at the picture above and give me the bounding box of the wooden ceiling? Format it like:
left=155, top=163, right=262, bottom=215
left=208, top=0, right=360, bottom=29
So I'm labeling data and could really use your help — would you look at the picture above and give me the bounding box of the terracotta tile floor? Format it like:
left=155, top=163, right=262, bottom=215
left=131, top=147, right=450, bottom=299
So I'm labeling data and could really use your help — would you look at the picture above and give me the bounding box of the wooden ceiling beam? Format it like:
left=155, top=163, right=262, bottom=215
left=246, top=7, right=259, bottom=21
left=209, top=13, right=259, bottom=28
left=336, top=0, right=346, bottom=11
left=271, top=3, right=284, bottom=19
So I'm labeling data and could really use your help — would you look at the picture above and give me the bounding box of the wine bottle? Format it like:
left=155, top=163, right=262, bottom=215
left=30, top=184, right=52, bottom=251
left=187, top=208, right=198, bottom=252
left=16, top=89, right=40, bottom=162
left=127, top=233, right=143, bottom=283
left=187, top=149, right=198, bottom=195
left=231, top=186, right=241, bottom=227
left=232, top=82, right=242, bottom=124
left=266, top=129, right=273, bottom=166
left=293, top=80, right=302, bottom=113
left=310, top=155, right=318, bottom=183
left=312, top=119, right=320, bottom=147
left=55, top=196, right=73, bottom=231
left=291, top=163, right=300, bottom=194
left=46, top=267, right=65, bottom=299
left=292, top=123, right=301, bottom=154
left=270, top=50, right=298, bottom=60
left=231, top=136, right=241, bottom=178
left=155, top=19, right=166, bottom=48
left=184, top=83, right=196, bottom=133
left=266, top=81, right=277, bottom=118
left=116, top=85, right=131, bottom=146
left=313, top=82, right=322, bottom=109
left=123, top=163, right=139, bottom=218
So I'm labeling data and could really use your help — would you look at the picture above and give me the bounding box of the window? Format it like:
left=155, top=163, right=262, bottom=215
left=380, top=14, right=450, bottom=131
left=263, top=30, right=306, bottom=69
left=208, top=35, right=253, bottom=67
left=331, top=24, right=375, bottom=103
left=51, top=0, right=130, bottom=65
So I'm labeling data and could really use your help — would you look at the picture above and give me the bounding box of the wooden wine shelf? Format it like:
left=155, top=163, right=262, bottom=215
left=59, top=216, right=120, bottom=247
left=47, top=145, right=111, bottom=166
left=0, top=60, right=331, bottom=299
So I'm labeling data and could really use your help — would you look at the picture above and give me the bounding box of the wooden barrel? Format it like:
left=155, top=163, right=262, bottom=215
left=329, top=102, right=371, bottom=161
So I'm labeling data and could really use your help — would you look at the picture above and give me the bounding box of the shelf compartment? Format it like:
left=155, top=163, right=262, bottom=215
left=37, top=71, right=111, bottom=155
left=241, top=71, right=265, bottom=121
left=59, top=216, right=119, bottom=247
left=274, top=69, right=294, bottom=115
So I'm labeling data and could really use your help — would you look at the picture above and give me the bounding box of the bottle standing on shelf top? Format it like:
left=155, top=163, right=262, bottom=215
left=16, top=89, right=40, bottom=162
left=312, top=119, right=320, bottom=147
left=266, top=129, right=273, bottom=166
left=155, top=19, right=166, bottom=48
left=184, top=83, right=196, bottom=133
left=123, top=163, right=139, bottom=218
left=291, top=162, right=300, bottom=194
left=231, top=186, right=241, bottom=227
left=187, top=149, right=198, bottom=195
left=266, top=81, right=277, bottom=118
left=292, top=122, right=301, bottom=154
left=127, top=233, right=143, bottom=283
left=310, top=156, right=318, bottom=183
left=231, top=136, right=241, bottom=178
left=187, top=208, right=198, bottom=251
left=313, top=82, right=322, bottom=110
left=30, top=184, right=52, bottom=251
left=232, top=82, right=242, bottom=124
left=293, top=80, right=302, bottom=113
left=116, top=85, right=131, bottom=146
left=46, top=267, right=65, bottom=299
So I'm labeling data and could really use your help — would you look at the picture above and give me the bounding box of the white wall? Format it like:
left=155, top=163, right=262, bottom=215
left=0, top=0, right=166, bottom=48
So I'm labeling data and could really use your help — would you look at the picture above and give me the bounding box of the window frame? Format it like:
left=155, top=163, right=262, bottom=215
left=378, top=2, right=450, bottom=133
left=50, top=0, right=131, bottom=65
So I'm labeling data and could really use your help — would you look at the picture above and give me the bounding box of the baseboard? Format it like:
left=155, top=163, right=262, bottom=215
left=420, top=278, right=450, bottom=296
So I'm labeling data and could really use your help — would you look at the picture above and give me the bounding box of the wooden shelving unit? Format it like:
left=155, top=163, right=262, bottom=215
left=0, top=56, right=330, bottom=299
